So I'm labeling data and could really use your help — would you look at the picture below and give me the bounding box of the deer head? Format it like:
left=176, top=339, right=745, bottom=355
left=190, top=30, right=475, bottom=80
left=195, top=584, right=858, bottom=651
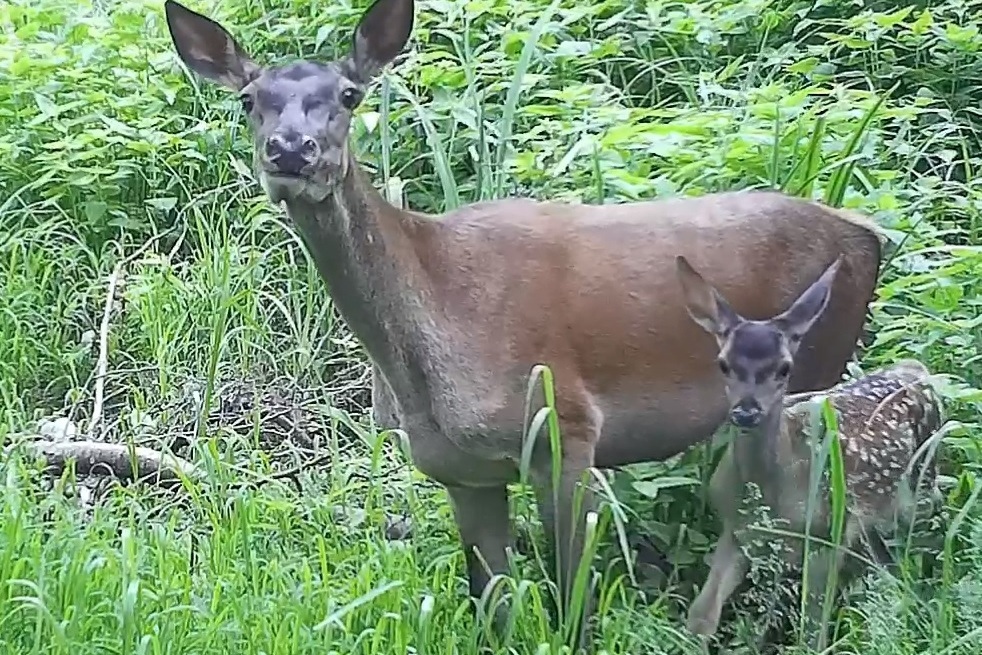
left=675, top=255, right=843, bottom=428
left=163, top=0, right=414, bottom=204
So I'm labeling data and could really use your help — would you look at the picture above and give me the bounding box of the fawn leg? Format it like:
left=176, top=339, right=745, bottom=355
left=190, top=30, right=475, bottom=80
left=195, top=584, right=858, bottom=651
left=687, top=522, right=750, bottom=636
left=688, top=446, right=751, bottom=637
left=447, top=484, right=514, bottom=629
left=799, top=524, right=856, bottom=651
left=531, top=434, right=598, bottom=649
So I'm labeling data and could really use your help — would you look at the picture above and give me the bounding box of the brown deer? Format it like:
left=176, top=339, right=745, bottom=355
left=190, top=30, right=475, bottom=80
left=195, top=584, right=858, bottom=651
left=162, top=0, right=883, bottom=639
left=676, top=255, right=943, bottom=648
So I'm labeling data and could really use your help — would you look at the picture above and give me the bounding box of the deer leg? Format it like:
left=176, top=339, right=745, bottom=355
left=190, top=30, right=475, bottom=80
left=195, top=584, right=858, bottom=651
left=369, top=363, right=400, bottom=430
left=446, top=484, right=514, bottom=630
left=687, top=522, right=750, bottom=636
left=799, top=522, right=857, bottom=651
left=531, top=437, right=598, bottom=647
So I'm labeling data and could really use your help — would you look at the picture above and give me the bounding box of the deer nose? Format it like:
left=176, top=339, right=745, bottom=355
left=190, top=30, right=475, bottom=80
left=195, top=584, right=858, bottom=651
left=730, top=400, right=762, bottom=428
left=264, top=133, right=320, bottom=175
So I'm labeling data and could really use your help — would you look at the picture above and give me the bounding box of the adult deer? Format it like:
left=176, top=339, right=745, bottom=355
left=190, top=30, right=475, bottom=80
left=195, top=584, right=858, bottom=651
left=163, top=0, right=882, bottom=639
left=676, top=255, right=942, bottom=649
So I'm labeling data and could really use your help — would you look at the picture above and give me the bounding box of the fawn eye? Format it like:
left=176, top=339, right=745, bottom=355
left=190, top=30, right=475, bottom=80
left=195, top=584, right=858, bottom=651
left=717, top=359, right=731, bottom=376
left=776, top=362, right=792, bottom=379
left=340, top=87, right=362, bottom=110
left=239, top=93, right=255, bottom=113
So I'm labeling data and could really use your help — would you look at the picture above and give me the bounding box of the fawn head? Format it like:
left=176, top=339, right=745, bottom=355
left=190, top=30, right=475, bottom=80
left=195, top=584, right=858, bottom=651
left=164, top=0, right=414, bottom=203
left=676, top=255, right=842, bottom=429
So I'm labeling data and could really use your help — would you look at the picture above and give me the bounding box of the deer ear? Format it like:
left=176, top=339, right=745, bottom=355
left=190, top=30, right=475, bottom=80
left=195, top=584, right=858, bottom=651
left=345, top=0, right=414, bottom=84
left=675, top=256, right=740, bottom=336
left=164, top=0, right=261, bottom=91
left=775, top=256, right=842, bottom=341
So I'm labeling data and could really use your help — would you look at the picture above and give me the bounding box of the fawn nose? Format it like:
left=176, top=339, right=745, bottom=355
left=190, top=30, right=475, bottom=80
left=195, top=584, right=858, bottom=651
left=730, top=400, right=762, bottom=428
left=264, top=132, right=320, bottom=175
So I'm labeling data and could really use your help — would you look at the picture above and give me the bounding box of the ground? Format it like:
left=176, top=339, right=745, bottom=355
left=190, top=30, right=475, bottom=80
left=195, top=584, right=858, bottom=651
left=1, top=0, right=981, bottom=653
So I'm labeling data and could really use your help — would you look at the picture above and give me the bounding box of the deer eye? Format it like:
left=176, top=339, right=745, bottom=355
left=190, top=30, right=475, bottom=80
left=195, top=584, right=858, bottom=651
left=776, top=362, right=792, bottom=379
left=717, top=359, right=731, bottom=376
left=239, top=93, right=255, bottom=114
left=340, top=87, right=362, bottom=110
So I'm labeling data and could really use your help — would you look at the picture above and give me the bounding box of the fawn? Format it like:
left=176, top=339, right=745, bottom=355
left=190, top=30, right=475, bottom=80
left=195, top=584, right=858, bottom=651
left=676, top=254, right=943, bottom=647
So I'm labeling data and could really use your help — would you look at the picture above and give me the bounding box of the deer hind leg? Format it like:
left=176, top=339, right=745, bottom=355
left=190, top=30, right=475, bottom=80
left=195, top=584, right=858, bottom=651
left=446, top=484, right=514, bottom=630
left=799, top=519, right=861, bottom=651
left=530, top=430, right=599, bottom=648
left=687, top=521, right=750, bottom=636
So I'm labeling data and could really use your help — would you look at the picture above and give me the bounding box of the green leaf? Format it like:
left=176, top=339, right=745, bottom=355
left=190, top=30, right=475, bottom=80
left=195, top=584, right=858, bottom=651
left=82, top=200, right=108, bottom=223
left=910, top=8, right=933, bottom=35
left=146, top=197, right=178, bottom=212
left=632, top=476, right=701, bottom=499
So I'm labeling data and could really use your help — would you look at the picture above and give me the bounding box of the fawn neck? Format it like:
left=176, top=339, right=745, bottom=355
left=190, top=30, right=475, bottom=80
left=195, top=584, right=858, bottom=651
left=732, top=402, right=787, bottom=501
left=280, top=151, right=442, bottom=415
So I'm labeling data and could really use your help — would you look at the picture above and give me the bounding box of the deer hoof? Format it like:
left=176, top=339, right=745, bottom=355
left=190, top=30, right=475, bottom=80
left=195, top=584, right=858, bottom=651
left=686, top=606, right=720, bottom=636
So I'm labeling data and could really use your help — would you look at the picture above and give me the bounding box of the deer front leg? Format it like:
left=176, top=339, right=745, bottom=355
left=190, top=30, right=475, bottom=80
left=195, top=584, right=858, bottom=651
left=687, top=521, right=750, bottom=636
left=531, top=436, right=598, bottom=648
left=446, top=484, right=514, bottom=630
left=687, top=444, right=750, bottom=637
left=370, top=362, right=400, bottom=430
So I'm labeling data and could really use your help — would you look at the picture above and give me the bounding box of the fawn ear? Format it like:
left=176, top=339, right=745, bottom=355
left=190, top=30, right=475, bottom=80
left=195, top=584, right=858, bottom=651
left=345, top=0, right=415, bottom=84
left=164, top=0, right=261, bottom=91
left=775, top=256, right=842, bottom=342
left=675, top=255, right=741, bottom=336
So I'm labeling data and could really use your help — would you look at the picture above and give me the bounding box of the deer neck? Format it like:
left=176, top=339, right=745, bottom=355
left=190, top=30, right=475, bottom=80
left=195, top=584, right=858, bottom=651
left=279, top=151, right=442, bottom=415
left=732, top=405, right=787, bottom=504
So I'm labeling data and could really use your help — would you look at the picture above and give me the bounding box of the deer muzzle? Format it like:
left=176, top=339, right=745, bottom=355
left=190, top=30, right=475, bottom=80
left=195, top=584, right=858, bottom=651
left=264, top=131, right=321, bottom=176
left=729, top=399, right=763, bottom=428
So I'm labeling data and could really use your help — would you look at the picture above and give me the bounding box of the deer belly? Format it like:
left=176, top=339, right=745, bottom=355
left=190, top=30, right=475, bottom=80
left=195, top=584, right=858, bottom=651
left=594, top=395, right=730, bottom=467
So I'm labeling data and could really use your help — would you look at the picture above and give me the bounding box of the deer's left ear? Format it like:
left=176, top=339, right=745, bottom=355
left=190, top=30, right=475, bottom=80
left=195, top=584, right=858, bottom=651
left=345, top=0, right=415, bottom=84
left=775, top=256, right=842, bottom=341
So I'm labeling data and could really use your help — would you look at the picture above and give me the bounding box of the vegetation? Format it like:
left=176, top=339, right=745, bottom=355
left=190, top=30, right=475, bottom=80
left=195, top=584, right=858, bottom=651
left=2, top=0, right=981, bottom=652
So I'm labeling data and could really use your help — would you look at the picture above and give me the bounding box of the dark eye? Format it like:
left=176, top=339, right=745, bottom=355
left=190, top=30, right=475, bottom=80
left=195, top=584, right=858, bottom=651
left=776, top=362, right=792, bottom=379
left=340, top=87, right=362, bottom=110
left=239, top=93, right=254, bottom=113
left=718, top=359, right=731, bottom=376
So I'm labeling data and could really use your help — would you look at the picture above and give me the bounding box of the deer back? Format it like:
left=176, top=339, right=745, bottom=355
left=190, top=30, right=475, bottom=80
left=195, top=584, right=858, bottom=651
left=783, top=359, right=944, bottom=527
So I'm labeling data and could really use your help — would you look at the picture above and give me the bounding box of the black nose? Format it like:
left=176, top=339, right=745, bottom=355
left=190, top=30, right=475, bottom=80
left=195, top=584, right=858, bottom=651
left=729, top=401, right=762, bottom=428
left=265, top=133, right=319, bottom=175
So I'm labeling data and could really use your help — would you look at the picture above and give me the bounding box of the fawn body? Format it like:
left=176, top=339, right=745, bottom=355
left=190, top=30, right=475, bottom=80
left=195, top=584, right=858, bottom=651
left=163, top=0, right=883, bottom=638
left=677, top=256, right=943, bottom=647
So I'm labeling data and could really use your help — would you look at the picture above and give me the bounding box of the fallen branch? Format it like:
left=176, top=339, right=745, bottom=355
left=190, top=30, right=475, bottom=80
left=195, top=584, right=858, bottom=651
left=10, top=440, right=201, bottom=485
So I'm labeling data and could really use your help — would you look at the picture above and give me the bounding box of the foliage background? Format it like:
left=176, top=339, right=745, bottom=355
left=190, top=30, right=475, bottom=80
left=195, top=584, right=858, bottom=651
left=1, top=0, right=981, bottom=652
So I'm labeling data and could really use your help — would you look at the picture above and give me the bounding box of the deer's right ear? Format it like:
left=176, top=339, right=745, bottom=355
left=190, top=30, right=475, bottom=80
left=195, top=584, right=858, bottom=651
left=164, top=0, right=260, bottom=91
left=675, top=255, right=740, bottom=336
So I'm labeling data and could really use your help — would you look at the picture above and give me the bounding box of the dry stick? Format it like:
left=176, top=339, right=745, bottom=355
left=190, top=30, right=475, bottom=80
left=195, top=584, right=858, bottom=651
left=86, top=233, right=168, bottom=439
left=87, top=261, right=122, bottom=438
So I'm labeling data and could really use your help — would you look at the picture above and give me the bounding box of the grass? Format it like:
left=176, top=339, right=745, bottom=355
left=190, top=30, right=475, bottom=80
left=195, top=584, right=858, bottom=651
left=2, top=0, right=982, bottom=652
